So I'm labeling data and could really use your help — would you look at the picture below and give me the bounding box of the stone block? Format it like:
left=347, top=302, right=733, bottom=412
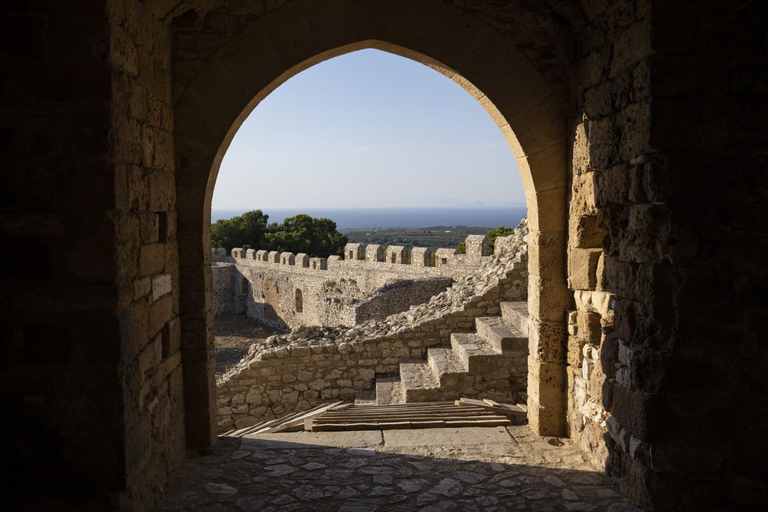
left=570, top=215, right=603, bottom=249
left=528, top=274, right=571, bottom=324
left=464, top=235, right=489, bottom=257
left=365, top=244, right=384, bottom=262
left=577, top=311, right=602, bottom=344
left=295, top=253, right=309, bottom=267
left=344, top=243, right=365, bottom=261
left=410, top=247, right=432, bottom=267
left=527, top=358, right=566, bottom=407
left=149, top=295, right=172, bottom=336
left=527, top=400, right=567, bottom=437
left=529, top=321, right=567, bottom=363
left=610, top=19, right=651, bottom=78
left=568, top=248, right=602, bottom=291
left=152, top=273, right=172, bottom=300
left=138, top=243, right=165, bottom=277
left=280, top=252, right=295, bottom=265
left=385, top=245, right=408, bottom=264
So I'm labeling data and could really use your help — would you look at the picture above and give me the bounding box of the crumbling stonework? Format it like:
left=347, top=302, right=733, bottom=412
left=212, top=235, right=494, bottom=330
left=216, top=227, right=529, bottom=431
left=3, top=1, right=766, bottom=510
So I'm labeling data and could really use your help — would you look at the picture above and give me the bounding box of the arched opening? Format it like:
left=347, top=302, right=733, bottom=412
left=175, top=0, right=568, bottom=449
left=295, top=289, right=303, bottom=314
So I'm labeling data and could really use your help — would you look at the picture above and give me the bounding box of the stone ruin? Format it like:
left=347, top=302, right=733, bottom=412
left=4, top=1, right=765, bottom=510
left=211, top=232, right=509, bottom=331
left=216, top=220, right=530, bottom=431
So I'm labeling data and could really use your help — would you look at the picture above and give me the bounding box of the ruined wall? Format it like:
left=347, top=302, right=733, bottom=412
left=217, top=235, right=528, bottom=431
left=214, top=238, right=490, bottom=330
left=354, top=278, right=454, bottom=324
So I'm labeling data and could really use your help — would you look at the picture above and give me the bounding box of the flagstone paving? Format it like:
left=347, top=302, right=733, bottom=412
left=157, top=426, right=641, bottom=511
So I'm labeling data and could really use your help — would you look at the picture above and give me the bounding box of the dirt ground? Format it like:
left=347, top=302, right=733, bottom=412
left=215, top=315, right=282, bottom=375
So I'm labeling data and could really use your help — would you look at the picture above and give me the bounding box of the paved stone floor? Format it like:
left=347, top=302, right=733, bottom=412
left=158, top=426, right=641, bottom=511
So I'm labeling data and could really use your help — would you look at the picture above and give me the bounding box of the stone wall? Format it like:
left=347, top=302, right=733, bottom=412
left=353, top=278, right=454, bottom=324
left=213, top=236, right=491, bottom=330
left=211, top=263, right=237, bottom=316
left=216, top=230, right=529, bottom=431
left=5, top=1, right=766, bottom=510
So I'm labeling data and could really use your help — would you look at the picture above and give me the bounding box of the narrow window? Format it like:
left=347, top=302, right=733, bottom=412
left=295, top=289, right=303, bottom=313
left=241, top=279, right=248, bottom=294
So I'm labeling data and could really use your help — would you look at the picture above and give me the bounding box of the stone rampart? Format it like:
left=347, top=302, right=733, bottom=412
left=212, top=235, right=496, bottom=330
left=215, top=222, right=529, bottom=431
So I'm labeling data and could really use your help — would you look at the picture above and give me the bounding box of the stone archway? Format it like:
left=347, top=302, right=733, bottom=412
left=174, top=0, right=570, bottom=449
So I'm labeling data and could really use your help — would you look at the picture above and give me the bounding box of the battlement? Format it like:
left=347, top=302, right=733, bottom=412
left=216, top=234, right=507, bottom=273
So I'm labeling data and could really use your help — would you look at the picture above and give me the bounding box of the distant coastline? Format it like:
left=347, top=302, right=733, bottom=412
left=211, top=207, right=527, bottom=230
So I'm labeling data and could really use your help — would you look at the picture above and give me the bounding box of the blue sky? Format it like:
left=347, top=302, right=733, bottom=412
left=213, top=49, right=525, bottom=209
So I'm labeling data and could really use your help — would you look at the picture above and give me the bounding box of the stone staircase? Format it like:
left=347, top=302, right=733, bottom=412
left=367, top=301, right=530, bottom=406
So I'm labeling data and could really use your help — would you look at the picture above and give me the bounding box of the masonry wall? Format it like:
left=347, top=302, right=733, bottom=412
left=568, top=0, right=768, bottom=509
left=214, top=243, right=487, bottom=330
left=217, top=240, right=529, bottom=431
left=4, top=1, right=766, bottom=511
left=109, top=1, right=187, bottom=509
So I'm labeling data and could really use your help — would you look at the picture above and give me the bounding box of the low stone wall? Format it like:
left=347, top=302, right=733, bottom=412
left=216, top=222, right=529, bottom=431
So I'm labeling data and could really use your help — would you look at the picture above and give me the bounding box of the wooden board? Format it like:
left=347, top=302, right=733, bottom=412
left=225, top=398, right=527, bottom=436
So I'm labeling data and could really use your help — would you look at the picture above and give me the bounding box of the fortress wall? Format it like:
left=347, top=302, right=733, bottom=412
left=213, top=238, right=494, bottom=330
left=353, top=278, right=453, bottom=325
left=216, top=235, right=529, bottom=431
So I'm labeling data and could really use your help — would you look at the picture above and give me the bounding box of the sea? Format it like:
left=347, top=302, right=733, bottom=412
left=211, top=207, right=527, bottom=230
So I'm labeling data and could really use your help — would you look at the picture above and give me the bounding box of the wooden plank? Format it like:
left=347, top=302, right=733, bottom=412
left=328, top=402, right=354, bottom=411
left=483, top=399, right=502, bottom=407
left=456, top=398, right=527, bottom=419
left=444, top=419, right=512, bottom=427
left=250, top=412, right=304, bottom=435
left=264, top=402, right=343, bottom=434
left=320, top=410, right=491, bottom=420
left=410, top=420, right=446, bottom=429
left=316, top=412, right=502, bottom=420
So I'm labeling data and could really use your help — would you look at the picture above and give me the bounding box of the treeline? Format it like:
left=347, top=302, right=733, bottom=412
left=211, top=210, right=348, bottom=257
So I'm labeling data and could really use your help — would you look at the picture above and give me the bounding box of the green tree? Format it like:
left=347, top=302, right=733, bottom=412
left=456, top=241, right=466, bottom=254
left=211, top=210, right=269, bottom=252
left=487, top=225, right=514, bottom=254
left=263, top=214, right=347, bottom=257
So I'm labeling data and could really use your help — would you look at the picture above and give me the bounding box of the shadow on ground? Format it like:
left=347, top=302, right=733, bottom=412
left=157, top=426, right=640, bottom=511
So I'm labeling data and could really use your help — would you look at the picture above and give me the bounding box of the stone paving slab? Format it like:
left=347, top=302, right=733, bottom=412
left=383, top=426, right=513, bottom=448
left=157, top=427, right=642, bottom=511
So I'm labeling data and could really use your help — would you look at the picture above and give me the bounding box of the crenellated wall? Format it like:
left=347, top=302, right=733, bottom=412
left=212, top=236, right=496, bottom=330
left=216, top=233, right=529, bottom=431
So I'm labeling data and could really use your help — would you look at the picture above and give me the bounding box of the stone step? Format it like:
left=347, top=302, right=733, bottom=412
left=427, top=347, right=469, bottom=386
left=475, top=316, right=527, bottom=354
left=375, top=376, right=404, bottom=405
left=399, top=360, right=441, bottom=403
left=500, top=301, right=529, bottom=336
left=451, top=332, right=500, bottom=373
